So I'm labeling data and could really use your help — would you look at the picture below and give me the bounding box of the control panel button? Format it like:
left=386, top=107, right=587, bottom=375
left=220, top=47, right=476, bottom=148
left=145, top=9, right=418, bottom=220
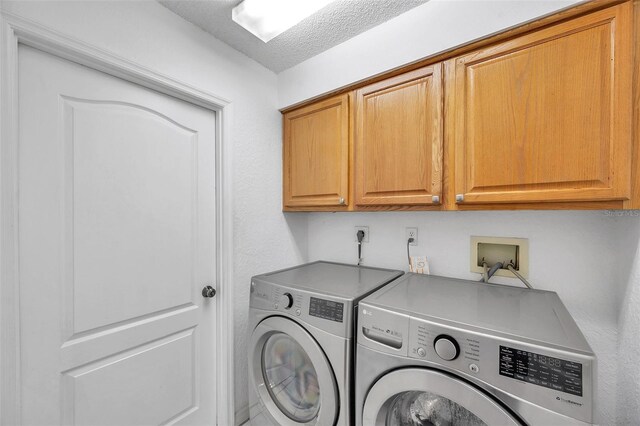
left=434, top=335, right=460, bottom=361
left=469, top=363, right=479, bottom=373
left=417, top=348, right=426, bottom=357
left=295, top=309, right=301, bottom=316
left=280, top=293, right=294, bottom=309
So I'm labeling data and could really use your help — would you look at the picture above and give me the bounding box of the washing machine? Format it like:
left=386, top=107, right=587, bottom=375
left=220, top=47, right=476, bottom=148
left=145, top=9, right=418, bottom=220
left=248, top=261, right=403, bottom=425
left=356, top=273, right=596, bottom=425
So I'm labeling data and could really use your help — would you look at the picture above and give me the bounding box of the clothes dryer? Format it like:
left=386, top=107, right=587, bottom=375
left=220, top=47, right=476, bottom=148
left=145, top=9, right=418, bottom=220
left=249, top=261, right=403, bottom=425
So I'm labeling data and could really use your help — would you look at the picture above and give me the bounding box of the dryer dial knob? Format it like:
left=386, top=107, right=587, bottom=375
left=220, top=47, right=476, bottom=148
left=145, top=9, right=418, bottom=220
left=280, top=293, right=294, bottom=309
left=434, top=335, right=459, bottom=361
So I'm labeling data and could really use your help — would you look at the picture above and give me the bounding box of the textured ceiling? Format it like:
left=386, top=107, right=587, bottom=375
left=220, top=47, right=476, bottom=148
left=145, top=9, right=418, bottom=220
left=159, top=0, right=429, bottom=72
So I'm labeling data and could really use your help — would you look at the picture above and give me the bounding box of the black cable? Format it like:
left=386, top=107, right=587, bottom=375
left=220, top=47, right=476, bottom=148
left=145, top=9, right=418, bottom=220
left=356, top=230, right=365, bottom=266
left=407, top=237, right=414, bottom=270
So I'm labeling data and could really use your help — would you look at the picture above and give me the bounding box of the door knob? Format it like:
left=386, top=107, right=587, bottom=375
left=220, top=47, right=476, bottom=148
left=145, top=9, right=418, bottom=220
left=202, top=285, right=216, bottom=298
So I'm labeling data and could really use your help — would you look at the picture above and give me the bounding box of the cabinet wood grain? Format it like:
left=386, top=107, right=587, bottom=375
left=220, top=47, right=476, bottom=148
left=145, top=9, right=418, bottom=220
left=282, top=0, right=638, bottom=211
left=451, top=2, right=633, bottom=205
left=355, top=65, right=443, bottom=206
left=624, top=0, right=640, bottom=208
left=283, top=94, right=350, bottom=208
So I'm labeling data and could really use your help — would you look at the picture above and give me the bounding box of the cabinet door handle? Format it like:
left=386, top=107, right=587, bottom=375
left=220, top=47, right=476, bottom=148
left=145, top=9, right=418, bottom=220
left=456, top=194, right=464, bottom=203
left=339, top=197, right=346, bottom=205
left=432, top=195, right=440, bottom=204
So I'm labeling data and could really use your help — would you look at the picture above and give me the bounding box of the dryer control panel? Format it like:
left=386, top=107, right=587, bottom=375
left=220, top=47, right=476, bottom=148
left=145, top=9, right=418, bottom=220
left=250, top=279, right=354, bottom=338
left=309, top=297, right=344, bottom=322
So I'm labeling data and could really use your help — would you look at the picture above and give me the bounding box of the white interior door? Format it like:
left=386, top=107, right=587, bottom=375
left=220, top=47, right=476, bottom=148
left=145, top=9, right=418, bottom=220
left=17, top=44, right=217, bottom=425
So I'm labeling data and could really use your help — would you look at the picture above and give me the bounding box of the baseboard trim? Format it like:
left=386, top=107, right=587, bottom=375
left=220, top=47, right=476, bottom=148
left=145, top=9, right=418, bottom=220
left=235, top=404, right=250, bottom=426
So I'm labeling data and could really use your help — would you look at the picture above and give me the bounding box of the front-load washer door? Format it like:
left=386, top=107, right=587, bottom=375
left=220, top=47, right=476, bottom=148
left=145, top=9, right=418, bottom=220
left=250, top=316, right=339, bottom=425
left=362, top=368, right=522, bottom=426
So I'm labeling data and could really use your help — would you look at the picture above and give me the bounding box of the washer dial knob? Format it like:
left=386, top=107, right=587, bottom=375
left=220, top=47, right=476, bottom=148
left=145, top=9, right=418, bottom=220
left=280, top=293, right=294, bottom=309
left=434, top=335, right=460, bottom=361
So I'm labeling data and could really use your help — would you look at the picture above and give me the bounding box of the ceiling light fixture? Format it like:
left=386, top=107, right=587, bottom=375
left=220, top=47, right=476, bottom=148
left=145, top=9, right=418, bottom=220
left=232, top=0, right=335, bottom=43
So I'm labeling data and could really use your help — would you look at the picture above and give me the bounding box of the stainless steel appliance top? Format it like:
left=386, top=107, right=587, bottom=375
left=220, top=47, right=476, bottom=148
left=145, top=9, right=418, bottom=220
left=363, top=273, right=593, bottom=354
left=253, top=261, right=403, bottom=301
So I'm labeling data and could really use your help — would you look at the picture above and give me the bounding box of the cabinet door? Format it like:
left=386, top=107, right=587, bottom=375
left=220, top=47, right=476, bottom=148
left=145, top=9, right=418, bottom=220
left=283, top=95, right=349, bottom=208
left=355, top=65, right=443, bottom=206
left=452, top=2, right=632, bottom=205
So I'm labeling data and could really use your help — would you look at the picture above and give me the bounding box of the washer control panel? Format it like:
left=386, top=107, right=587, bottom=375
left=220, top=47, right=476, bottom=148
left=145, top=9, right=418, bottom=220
left=399, top=315, right=593, bottom=424
left=499, top=346, right=583, bottom=397
left=409, top=319, right=480, bottom=365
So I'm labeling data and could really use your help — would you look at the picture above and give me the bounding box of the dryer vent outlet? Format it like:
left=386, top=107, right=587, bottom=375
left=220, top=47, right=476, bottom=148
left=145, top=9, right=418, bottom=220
left=470, top=236, right=529, bottom=279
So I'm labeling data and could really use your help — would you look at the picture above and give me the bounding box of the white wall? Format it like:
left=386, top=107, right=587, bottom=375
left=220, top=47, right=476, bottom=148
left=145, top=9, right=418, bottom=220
left=278, top=0, right=582, bottom=108
left=0, top=1, right=307, bottom=422
left=614, top=214, right=640, bottom=425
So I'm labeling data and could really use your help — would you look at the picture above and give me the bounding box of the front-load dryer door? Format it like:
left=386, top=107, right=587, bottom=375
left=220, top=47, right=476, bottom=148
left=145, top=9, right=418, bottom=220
left=362, top=368, right=522, bottom=426
left=250, top=316, right=338, bottom=425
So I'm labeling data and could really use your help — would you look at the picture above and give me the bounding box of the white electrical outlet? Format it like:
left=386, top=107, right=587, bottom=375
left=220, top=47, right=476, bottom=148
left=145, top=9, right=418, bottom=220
left=406, top=227, right=418, bottom=245
left=355, top=226, right=369, bottom=243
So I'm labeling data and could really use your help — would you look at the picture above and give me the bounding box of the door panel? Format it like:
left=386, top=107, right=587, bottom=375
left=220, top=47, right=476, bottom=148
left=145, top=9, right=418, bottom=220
left=452, top=2, right=632, bottom=204
left=67, top=99, right=197, bottom=335
left=362, top=369, right=520, bottom=425
left=18, top=45, right=216, bottom=424
left=261, top=332, right=321, bottom=422
left=384, top=390, right=486, bottom=425
left=63, top=329, right=196, bottom=425
left=250, top=316, right=338, bottom=425
left=355, top=65, right=443, bottom=206
left=283, top=94, right=349, bottom=208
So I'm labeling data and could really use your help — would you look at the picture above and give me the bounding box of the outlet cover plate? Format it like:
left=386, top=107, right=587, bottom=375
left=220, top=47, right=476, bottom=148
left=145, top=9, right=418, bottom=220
left=406, top=227, right=418, bottom=246
left=470, top=236, right=529, bottom=278
left=355, top=226, right=369, bottom=243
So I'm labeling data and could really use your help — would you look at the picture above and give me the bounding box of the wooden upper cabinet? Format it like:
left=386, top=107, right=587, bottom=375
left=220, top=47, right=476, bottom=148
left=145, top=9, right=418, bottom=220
left=451, top=2, right=633, bottom=205
left=355, top=65, right=443, bottom=206
left=283, top=94, right=350, bottom=208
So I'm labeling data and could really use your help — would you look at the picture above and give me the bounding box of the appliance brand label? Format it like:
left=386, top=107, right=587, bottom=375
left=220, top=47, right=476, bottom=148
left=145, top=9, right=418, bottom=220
left=557, top=396, right=583, bottom=407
